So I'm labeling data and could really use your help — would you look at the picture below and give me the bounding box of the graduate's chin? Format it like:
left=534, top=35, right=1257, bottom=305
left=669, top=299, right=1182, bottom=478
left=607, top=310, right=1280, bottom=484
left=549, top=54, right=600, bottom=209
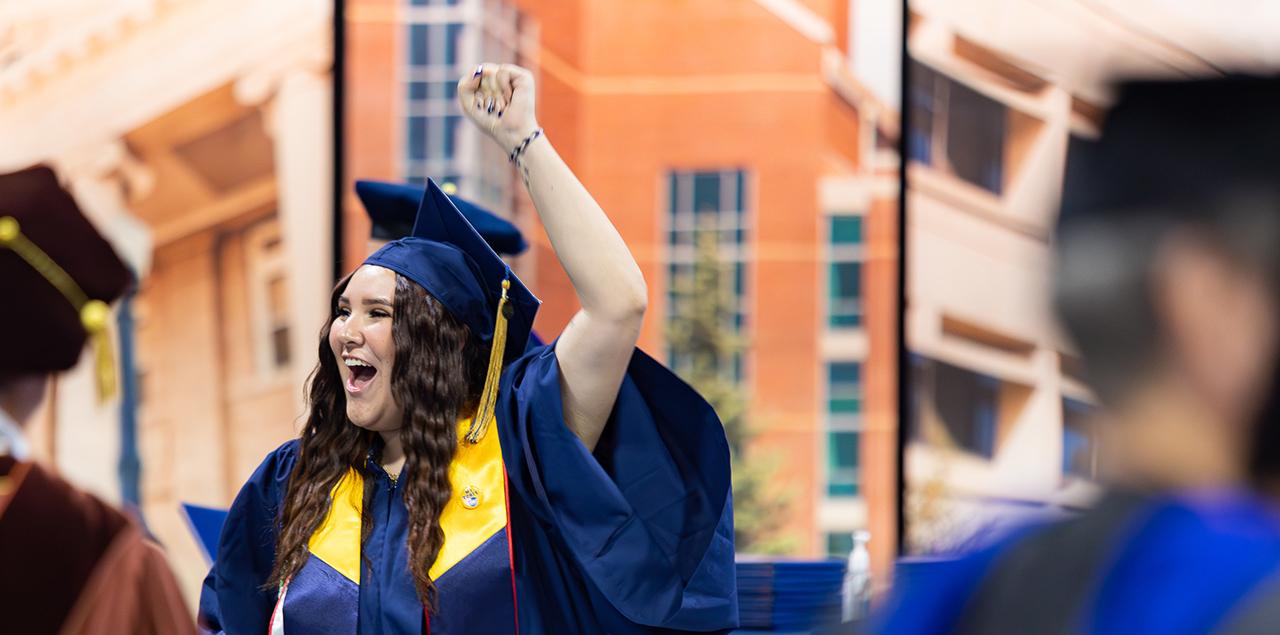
left=345, top=405, right=377, bottom=430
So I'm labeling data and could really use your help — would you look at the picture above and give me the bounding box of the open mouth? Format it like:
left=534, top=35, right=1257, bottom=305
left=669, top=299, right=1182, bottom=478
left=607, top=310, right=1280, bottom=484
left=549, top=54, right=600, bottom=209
left=344, top=359, right=378, bottom=394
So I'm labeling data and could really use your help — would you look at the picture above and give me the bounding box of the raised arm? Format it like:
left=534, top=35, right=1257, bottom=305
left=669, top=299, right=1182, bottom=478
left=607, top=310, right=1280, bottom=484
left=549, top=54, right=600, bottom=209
left=458, top=64, right=645, bottom=451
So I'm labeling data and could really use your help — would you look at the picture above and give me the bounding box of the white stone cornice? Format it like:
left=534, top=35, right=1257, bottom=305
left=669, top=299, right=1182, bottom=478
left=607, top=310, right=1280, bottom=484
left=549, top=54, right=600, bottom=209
left=752, top=0, right=835, bottom=45
left=0, top=0, right=332, bottom=170
left=0, top=0, right=167, bottom=96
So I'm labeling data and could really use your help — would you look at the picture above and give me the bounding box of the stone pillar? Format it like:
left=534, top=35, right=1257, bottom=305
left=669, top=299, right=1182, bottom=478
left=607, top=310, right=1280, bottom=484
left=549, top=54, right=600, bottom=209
left=274, top=68, right=335, bottom=424
left=239, top=64, right=335, bottom=424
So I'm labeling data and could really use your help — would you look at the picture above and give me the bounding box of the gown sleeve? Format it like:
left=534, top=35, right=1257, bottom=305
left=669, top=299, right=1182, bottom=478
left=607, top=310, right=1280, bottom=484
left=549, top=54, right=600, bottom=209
left=496, top=341, right=739, bottom=633
left=198, top=440, right=298, bottom=635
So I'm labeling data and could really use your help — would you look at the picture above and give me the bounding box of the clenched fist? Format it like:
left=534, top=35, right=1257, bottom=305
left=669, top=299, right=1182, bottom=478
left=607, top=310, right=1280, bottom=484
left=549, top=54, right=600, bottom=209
left=457, top=63, right=540, bottom=155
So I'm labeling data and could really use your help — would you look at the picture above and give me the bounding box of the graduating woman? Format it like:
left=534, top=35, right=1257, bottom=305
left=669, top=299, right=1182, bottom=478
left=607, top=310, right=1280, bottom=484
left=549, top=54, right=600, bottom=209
left=198, top=64, right=737, bottom=634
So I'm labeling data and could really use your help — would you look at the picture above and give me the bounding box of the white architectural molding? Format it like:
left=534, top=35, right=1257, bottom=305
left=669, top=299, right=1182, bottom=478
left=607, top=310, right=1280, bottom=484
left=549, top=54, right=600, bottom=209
left=52, top=139, right=154, bottom=277
left=751, top=0, right=834, bottom=45
left=0, top=0, right=331, bottom=170
left=271, top=67, right=334, bottom=422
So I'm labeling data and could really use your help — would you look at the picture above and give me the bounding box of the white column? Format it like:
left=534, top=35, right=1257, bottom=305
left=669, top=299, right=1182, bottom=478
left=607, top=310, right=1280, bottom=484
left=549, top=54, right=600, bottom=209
left=267, top=68, right=335, bottom=423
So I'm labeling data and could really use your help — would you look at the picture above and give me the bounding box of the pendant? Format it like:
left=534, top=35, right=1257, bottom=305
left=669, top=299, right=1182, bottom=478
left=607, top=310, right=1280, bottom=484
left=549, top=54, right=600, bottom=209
left=462, top=485, right=481, bottom=509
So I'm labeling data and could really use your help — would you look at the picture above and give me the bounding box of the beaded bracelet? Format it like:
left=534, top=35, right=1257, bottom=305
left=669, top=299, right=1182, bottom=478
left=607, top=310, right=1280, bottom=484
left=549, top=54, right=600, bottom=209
left=508, top=128, right=544, bottom=164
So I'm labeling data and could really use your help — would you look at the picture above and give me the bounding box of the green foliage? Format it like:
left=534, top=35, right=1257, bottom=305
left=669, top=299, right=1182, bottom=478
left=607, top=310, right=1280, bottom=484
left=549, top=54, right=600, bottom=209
left=665, top=224, right=794, bottom=554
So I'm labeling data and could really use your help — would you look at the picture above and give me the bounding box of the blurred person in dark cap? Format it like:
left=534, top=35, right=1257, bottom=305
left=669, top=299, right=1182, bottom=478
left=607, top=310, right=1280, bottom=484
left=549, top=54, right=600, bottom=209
left=0, top=165, right=196, bottom=634
left=877, top=75, right=1280, bottom=634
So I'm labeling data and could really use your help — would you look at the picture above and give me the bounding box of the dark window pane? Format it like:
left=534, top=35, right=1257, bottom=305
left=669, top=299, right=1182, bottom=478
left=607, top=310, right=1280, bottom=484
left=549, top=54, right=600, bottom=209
left=827, top=532, right=855, bottom=557
left=907, top=61, right=936, bottom=164
left=931, top=359, right=999, bottom=458
left=693, top=172, right=720, bottom=213
left=668, top=173, right=680, bottom=214
left=832, top=262, right=861, bottom=300
left=828, top=482, right=858, bottom=497
left=408, top=81, right=429, bottom=101
left=734, top=170, right=745, bottom=211
left=946, top=80, right=1006, bottom=194
left=829, top=262, right=861, bottom=327
left=828, top=430, right=859, bottom=497
left=831, top=216, right=863, bottom=245
left=445, top=24, right=463, bottom=66
left=830, top=398, right=861, bottom=414
left=1063, top=398, right=1095, bottom=478
left=407, top=116, right=427, bottom=160
left=829, top=362, right=862, bottom=414
left=409, top=25, right=429, bottom=66
left=830, top=314, right=861, bottom=328
left=830, top=362, right=860, bottom=384
left=830, top=431, right=858, bottom=468
left=272, top=326, right=290, bottom=367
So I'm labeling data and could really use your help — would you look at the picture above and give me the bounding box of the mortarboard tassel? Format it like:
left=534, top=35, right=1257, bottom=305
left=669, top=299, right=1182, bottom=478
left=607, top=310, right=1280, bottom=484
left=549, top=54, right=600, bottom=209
left=466, top=276, right=511, bottom=444
left=81, top=300, right=117, bottom=402
left=0, top=216, right=118, bottom=403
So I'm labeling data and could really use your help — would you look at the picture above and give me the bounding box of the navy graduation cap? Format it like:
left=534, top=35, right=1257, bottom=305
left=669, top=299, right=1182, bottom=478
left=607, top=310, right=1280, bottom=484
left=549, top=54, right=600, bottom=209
left=363, top=178, right=540, bottom=441
left=355, top=179, right=528, bottom=256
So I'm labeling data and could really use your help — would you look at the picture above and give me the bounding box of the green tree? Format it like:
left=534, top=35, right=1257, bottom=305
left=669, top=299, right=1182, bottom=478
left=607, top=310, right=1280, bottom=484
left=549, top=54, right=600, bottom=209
left=665, top=224, right=794, bottom=554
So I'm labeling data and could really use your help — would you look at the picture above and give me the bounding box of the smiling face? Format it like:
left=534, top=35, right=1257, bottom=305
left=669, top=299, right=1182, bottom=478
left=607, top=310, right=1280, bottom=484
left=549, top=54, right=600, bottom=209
left=330, top=265, right=404, bottom=433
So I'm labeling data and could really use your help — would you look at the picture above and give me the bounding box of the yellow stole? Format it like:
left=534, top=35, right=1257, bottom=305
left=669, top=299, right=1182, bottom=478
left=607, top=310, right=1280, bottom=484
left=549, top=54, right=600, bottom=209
left=306, top=416, right=507, bottom=583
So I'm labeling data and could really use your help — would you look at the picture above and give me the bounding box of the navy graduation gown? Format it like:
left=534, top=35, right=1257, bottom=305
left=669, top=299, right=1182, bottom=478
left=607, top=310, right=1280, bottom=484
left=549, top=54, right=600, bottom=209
left=199, top=343, right=738, bottom=634
left=874, top=489, right=1280, bottom=635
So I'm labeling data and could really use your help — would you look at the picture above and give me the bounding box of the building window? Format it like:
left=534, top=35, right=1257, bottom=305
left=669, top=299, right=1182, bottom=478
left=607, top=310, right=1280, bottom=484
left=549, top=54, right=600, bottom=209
left=404, top=17, right=466, bottom=192
left=911, top=357, right=999, bottom=458
left=1063, top=397, right=1097, bottom=479
left=665, top=169, right=749, bottom=382
left=402, top=2, right=524, bottom=214
left=828, top=215, right=864, bottom=328
left=247, top=220, right=291, bottom=376
left=826, top=531, right=855, bottom=558
left=908, top=61, right=1007, bottom=194
left=828, top=362, right=861, bottom=497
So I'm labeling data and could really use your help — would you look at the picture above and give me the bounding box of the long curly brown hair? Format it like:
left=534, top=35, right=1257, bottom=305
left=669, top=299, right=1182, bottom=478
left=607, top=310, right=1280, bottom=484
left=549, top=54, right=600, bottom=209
left=268, top=270, right=488, bottom=607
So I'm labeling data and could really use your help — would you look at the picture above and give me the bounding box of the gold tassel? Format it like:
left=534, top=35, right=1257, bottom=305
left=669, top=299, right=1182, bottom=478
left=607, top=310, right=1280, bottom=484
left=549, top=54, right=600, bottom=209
left=82, top=300, right=117, bottom=402
left=0, top=216, right=118, bottom=403
left=466, top=277, right=511, bottom=444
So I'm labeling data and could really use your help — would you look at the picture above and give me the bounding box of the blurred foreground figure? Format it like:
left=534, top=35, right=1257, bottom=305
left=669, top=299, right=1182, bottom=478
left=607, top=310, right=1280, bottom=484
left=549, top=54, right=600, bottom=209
left=878, top=75, right=1280, bottom=634
left=0, top=166, right=195, bottom=634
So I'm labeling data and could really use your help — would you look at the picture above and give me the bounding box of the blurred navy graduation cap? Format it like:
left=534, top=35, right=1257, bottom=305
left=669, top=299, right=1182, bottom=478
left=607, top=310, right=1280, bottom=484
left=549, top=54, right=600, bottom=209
left=355, top=180, right=528, bottom=256
left=364, top=179, right=542, bottom=440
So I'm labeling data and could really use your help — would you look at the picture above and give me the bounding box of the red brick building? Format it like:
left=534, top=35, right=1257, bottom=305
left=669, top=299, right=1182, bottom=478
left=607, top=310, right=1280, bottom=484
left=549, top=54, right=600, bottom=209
left=344, top=0, right=899, bottom=570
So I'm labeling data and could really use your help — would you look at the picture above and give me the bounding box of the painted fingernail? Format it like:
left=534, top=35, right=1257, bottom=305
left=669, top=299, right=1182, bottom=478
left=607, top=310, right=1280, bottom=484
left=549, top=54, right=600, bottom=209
left=498, top=110, right=504, bottom=118
left=473, top=64, right=484, bottom=77
left=486, top=98, right=495, bottom=113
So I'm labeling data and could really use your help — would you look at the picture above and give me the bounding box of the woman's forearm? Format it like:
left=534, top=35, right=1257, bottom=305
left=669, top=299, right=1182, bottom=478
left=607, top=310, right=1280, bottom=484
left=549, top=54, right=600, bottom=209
left=515, top=135, right=647, bottom=321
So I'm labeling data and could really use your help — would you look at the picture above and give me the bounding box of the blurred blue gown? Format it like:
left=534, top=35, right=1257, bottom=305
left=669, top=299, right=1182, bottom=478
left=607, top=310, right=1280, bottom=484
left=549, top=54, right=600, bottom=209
left=198, top=343, right=738, bottom=634
left=875, top=490, right=1280, bottom=634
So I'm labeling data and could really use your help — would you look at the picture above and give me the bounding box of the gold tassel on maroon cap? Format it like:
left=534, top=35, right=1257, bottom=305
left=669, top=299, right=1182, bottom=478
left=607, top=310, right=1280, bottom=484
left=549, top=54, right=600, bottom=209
left=0, top=216, right=117, bottom=402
